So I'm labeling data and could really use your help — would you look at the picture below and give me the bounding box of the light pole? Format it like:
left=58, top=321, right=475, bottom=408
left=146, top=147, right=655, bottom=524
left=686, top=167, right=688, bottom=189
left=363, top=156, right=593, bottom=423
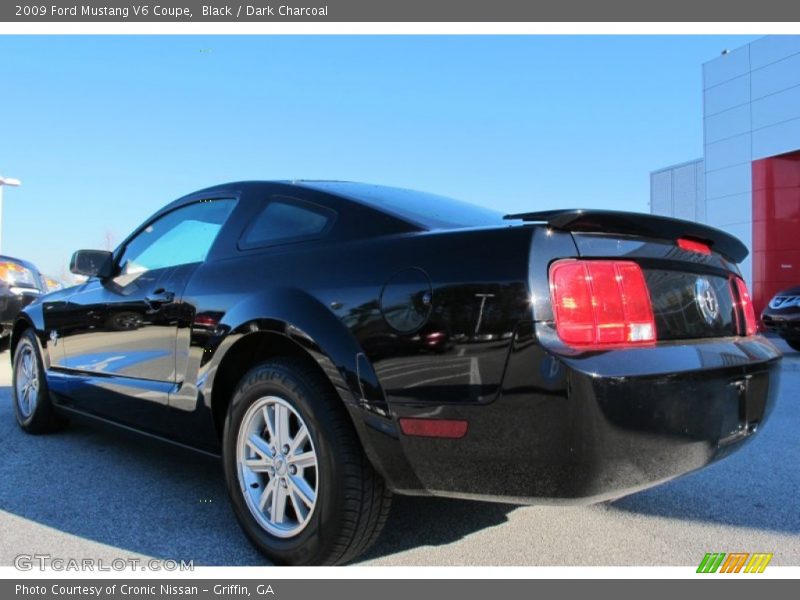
left=0, top=175, right=22, bottom=254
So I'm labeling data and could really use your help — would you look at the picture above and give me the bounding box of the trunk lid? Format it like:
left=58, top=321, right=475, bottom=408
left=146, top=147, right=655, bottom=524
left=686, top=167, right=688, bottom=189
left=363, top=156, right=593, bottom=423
left=511, top=210, right=750, bottom=341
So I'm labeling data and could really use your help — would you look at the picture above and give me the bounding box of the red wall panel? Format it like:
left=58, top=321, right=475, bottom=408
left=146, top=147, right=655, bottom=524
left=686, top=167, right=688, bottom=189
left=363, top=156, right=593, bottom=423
left=752, top=152, right=800, bottom=318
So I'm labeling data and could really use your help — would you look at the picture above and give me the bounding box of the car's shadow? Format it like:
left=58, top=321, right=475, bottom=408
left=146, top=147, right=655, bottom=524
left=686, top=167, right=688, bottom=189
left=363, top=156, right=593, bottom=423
left=357, top=496, right=516, bottom=563
left=609, top=461, right=800, bottom=535
left=0, top=385, right=514, bottom=565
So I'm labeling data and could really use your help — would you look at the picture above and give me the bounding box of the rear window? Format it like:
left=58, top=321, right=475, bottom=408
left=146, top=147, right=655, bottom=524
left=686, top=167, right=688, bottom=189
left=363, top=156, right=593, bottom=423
left=297, top=182, right=505, bottom=230
left=240, top=199, right=334, bottom=248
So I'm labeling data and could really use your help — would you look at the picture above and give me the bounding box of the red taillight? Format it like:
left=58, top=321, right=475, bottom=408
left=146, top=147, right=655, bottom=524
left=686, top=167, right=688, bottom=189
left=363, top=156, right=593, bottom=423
left=398, top=418, right=468, bottom=439
left=549, top=260, right=656, bottom=348
left=734, top=277, right=757, bottom=336
left=677, top=237, right=712, bottom=255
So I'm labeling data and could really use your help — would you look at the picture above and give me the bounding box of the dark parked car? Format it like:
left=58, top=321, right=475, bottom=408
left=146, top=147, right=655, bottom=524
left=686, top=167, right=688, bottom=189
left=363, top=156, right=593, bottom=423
left=1, top=255, right=47, bottom=347
left=10, top=181, right=781, bottom=565
left=761, top=285, right=800, bottom=351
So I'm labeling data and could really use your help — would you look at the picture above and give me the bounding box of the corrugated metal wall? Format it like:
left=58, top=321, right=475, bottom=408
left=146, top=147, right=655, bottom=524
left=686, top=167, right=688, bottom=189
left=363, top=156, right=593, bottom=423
left=650, top=159, right=705, bottom=223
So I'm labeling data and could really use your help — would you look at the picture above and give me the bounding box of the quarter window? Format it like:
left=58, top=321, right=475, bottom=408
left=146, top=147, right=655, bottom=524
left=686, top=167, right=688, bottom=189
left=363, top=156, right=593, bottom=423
left=240, top=200, right=334, bottom=248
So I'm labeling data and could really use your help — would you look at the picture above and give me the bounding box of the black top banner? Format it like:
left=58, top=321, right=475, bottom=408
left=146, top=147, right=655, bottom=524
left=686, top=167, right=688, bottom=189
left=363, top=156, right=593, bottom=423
left=3, top=0, right=800, bottom=22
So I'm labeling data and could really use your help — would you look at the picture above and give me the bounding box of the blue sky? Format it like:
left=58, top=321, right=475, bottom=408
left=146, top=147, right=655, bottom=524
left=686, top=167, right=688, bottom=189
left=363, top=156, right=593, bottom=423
left=0, top=35, right=755, bottom=279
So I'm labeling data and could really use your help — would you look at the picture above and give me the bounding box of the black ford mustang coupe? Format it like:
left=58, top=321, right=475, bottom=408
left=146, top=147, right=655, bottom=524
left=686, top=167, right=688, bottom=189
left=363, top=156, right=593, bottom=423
left=10, top=181, right=781, bottom=565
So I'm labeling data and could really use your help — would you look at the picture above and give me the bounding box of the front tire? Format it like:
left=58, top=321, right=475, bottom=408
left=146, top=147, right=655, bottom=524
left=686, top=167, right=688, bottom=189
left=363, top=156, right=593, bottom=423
left=222, top=359, right=391, bottom=565
left=12, top=329, right=67, bottom=433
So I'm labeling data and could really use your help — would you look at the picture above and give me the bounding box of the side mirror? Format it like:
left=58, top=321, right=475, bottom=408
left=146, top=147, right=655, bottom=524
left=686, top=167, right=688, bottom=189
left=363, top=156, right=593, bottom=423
left=69, top=250, right=114, bottom=279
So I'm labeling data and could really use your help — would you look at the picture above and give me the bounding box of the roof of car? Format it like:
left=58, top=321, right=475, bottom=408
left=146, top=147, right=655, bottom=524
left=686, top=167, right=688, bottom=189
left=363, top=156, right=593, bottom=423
left=288, top=180, right=506, bottom=230
left=164, top=180, right=509, bottom=234
left=0, top=254, right=39, bottom=271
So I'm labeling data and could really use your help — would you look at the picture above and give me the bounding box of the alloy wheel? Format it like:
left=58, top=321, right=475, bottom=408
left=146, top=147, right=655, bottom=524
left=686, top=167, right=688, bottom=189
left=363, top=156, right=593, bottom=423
left=15, top=345, right=40, bottom=419
left=236, top=396, right=319, bottom=538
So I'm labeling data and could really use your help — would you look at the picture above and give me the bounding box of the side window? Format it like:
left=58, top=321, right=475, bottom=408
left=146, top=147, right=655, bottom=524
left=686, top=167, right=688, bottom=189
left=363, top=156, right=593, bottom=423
left=116, top=199, right=236, bottom=282
left=239, top=199, right=334, bottom=249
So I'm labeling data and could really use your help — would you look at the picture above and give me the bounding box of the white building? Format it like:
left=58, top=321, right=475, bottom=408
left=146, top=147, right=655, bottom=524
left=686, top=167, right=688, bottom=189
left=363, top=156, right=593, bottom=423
left=651, top=35, right=800, bottom=315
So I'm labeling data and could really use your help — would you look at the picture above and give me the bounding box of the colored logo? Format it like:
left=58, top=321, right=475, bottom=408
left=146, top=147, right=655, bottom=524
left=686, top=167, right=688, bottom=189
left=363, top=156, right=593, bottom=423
left=697, top=552, right=773, bottom=573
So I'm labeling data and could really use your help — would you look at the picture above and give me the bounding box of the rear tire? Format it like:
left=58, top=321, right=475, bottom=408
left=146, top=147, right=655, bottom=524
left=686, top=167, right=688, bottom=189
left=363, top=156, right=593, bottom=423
left=222, top=358, right=392, bottom=565
left=12, top=329, right=68, bottom=434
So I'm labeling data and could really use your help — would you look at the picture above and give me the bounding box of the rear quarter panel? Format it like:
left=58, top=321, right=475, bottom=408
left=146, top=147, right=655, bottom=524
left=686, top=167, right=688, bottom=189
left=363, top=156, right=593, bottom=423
left=171, top=225, right=536, bottom=458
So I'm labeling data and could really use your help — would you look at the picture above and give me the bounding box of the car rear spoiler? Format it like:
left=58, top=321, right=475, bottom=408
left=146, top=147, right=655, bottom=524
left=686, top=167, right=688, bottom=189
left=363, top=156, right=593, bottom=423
left=503, top=209, right=748, bottom=263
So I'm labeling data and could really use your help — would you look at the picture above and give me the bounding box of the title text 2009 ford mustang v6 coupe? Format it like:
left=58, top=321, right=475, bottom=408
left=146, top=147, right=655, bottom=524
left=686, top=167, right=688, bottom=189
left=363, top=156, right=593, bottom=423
left=10, top=181, right=781, bottom=565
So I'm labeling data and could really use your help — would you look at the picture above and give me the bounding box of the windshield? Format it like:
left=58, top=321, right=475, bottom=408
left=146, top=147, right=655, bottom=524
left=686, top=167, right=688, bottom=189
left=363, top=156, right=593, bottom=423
left=297, top=181, right=505, bottom=230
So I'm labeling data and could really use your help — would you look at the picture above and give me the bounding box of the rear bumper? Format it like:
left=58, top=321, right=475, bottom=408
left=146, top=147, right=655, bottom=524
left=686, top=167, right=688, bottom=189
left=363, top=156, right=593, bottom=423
left=373, top=332, right=781, bottom=504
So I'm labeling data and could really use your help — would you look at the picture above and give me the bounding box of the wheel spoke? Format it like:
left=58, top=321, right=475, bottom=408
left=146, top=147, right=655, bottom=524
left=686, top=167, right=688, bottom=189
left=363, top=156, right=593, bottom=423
left=246, top=434, right=274, bottom=461
left=288, top=451, right=316, bottom=469
left=271, top=482, right=288, bottom=524
left=274, top=403, right=290, bottom=448
left=22, top=353, right=32, bottom=379
left=289, top=474, right=315, bottom=507
left=289, top=487, right=310, bottom=522
left=258, top=478, right=277, bottom=511
left=289, top=425, right=308, bottom=455
left=23, top=386, right=34, bottom=414
left=243, top=458, right=272, bottom=473
left=262, top=406, right=277, bottom=444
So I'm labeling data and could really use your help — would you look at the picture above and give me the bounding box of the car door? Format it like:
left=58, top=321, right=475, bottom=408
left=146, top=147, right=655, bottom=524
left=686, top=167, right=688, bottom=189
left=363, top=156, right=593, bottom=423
left=56, top=198, right=237, bottom=431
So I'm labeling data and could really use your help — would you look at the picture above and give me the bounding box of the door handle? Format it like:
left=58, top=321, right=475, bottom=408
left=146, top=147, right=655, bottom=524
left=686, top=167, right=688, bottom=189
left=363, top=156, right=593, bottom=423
left=145, top=289, right=175, bottom=307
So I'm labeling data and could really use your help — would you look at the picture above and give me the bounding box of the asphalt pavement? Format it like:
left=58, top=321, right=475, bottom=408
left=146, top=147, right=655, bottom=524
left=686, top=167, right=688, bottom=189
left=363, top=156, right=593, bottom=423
left=0, top=340, right=798, bottom=567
